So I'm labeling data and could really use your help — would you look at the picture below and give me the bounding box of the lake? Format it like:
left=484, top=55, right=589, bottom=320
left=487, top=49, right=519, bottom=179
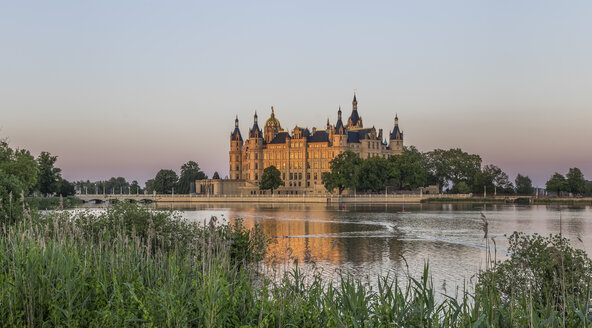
left=144, top=203, right=592, bottom=295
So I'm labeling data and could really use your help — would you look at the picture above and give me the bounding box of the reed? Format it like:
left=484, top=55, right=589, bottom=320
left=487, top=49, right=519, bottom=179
left=1, top=203, right=591, bottom=327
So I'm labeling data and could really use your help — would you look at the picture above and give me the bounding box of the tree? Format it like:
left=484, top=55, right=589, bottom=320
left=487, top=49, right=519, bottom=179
left=546, top=173, right=567, bottom=195
left=153, top=170, right=178, bottom=194
left=145, top=179, right=155, bottom=194
left=566, top=167, right=586, bottom=195
left=426, top=148, right=482, bottom=192
left=322, top=151, right=362, bottom=194
left=515, top=174, right=534, bottom=195
left=0, top=141, right=38, bottom=194
left=212, top=171, right=220, bottom=179
left=472, top=165, right=514, bottom=195
left=177, top=161, right=207, bottom=194
left=36, top=151, right=62, bottom=196
left=57, top=178, right=76, bottom=197
left=357, top=156, right=396, bottom=192
left=586, top=180, right=592, bottom=197
left=452, top=181, right=470, bottom=194
left=130, top=180, right=141, bottom=194
left=389, top=146, right=428, bottom=190
left=259, top=166, right=284, bottom=194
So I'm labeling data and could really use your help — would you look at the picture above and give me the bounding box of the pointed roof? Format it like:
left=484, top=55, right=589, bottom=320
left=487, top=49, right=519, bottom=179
left=390, top=115, right=403, bottom=140
left=249, top=111, right=262, bottom=138
left=231, top=115, right=243, bottom=141
left=335, top=106, right=346, bottom=134
left=348, top=91, right=361, bottom=128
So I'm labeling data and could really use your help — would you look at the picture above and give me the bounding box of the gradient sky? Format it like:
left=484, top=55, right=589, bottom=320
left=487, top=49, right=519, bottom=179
left=1, top=1, right=591, bottom=187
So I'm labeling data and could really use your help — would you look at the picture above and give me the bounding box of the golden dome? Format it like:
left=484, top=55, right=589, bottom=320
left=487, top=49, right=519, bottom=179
left=265, top=106, right=282, bottom=129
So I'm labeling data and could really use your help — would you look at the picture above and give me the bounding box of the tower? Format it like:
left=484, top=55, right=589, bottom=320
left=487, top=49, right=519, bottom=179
left=332, top=106, right=347, bottom=148
left=347, top=92, right=363, bottom=129
left=247, top=111, right=264, bottom=183
left=229, top=116, right=243, bottom=180
left=389, top=114, right=403, bottom=155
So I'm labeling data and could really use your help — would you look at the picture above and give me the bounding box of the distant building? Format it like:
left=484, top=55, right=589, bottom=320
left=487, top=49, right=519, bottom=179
left=197, top=92, right=404, bottom=195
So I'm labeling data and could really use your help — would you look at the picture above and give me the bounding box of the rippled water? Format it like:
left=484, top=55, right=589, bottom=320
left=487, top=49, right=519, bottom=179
left=157, top=203, right=592, bottom=294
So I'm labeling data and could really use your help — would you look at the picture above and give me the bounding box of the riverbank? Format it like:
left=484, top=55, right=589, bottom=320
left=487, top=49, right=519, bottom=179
left=2, top=203, right=591, bottom=326
left=422, top=196, right=592, bottom=206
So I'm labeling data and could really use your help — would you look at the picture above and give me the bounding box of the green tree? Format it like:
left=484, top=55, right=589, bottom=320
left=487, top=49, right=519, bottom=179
left=322, top=151, right=362, bottom=194
left=105, top=177, right=129, bottom=194
left=389, top=146, right=428, bottom=190
left=0, top=141, right=39, bottom=194
left=130, top=180, right=141, bottom=194
left=177, top=161, right=207, bottom=194
left=57, top=178, right=76, bottom=196
left=212, top=171, right=220, bottom=179
left=452, top=181, right=470, bottom=194
left=586, top=180, right=592, bottom=197
left=546, top=173, right=567, bottom=195
left=357, top=156, right=396, bottom=192
left=472, top=165, right=514, bottom=195
left=259, top=166, right=284, bottom=194
left=566, top=167, right=586, bottom=195
left=426, top=148, right=482, bottom=192
left=153, top=170, right=178, bottom=194
left=145, top=179, right=155, bottom=194
left=515, top=174, right=534, bottom=195
left=36, top=151, right=62, bottom=196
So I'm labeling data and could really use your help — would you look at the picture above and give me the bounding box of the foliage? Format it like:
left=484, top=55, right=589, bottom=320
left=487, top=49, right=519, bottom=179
left=2, top=207, right=592, bottom=327
left=0, top=140, right=39, bottom=194
left=212, top=171, right=220, bottom=179
left=426, top=148, right=482, bottom=192
left=586, top=180, right=592, bottom=197
left=477, top=232, right=592, bottom=310
left=515, top=173, right=534, bottom=195
left=25, top=196, right=83, bottom=210
left=566, top=167, right=586, bottom=195
left=130, top=180, right=141, bottom=194
left=152, top=169, right=178, bottom=194
left=546, top=172, right=567, bottom=195
left=57, top=178, right=76, bottom=196
left=472, top=164, right=514, bottom=195
left=388, top=146, right=428, bottom=190
left=177, top=161, right=207, bottom=194
left=145, top=179, right=155, bottom=194
left=451, top=181, right=470, bottom=194
left=36, top=151, right=62, bottom=195
left=357, top=156, right=396, bottom=191
left=322, top=151, right=362, bottom=194
left=259, top=166, right=284, bottom=193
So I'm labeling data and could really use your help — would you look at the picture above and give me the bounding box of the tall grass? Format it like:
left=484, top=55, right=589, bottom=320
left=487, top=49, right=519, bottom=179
left=1, top=203, right=591, bottom=327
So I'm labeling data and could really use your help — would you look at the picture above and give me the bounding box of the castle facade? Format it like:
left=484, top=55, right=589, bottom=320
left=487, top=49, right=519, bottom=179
left=226, top=93, right=404, bottom=195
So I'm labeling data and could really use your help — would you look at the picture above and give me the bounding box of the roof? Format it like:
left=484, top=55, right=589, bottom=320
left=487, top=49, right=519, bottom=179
left=390, top=125, right=403, bottom=140
left=347, top=131, right=360, bottom=143
left=348, top=110, right=360, bottom=127
left=268, top=131, right=290, bottom=144
left=231, top=127, right=243, bottom=141
left=308, top=130, right=329, bottom=143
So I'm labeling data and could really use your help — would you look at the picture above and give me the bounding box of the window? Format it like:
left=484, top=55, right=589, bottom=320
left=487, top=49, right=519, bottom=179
left=255, top=163, right=258, bottom=169
left=298, top=182, right=301, bottom=187
left=255, top=173, right=258, bottom=180
left=255, top=153, right=258, bottom=160
left=283, top=173, right=286, bottom=180
left=307, top=181, right=310, bottom=187
left=306, top=173, right=310, bottom=180
left=298, top=173, right=302, bottom=180
left=290, top=173, right=293, bottom=180
left=314, top=173, right=318, bottom=180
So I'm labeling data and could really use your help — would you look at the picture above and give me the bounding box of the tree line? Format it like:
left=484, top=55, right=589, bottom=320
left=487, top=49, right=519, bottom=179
left=318, top=147, right=591, bottom=196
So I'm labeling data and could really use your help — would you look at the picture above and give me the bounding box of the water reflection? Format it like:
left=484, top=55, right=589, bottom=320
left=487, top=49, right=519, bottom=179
left=153, top=203, right=592, bottom=294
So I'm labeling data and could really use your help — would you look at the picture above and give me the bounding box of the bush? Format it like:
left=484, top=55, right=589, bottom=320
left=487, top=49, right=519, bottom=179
left=477, top=232, right=592, bottom=309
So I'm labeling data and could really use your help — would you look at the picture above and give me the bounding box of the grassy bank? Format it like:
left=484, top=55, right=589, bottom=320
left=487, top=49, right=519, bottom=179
left=1, top=203, right=591, bottom=327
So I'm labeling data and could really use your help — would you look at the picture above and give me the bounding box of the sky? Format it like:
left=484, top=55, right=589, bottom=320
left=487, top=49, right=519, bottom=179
left=1, top=1, right=591, bottom=187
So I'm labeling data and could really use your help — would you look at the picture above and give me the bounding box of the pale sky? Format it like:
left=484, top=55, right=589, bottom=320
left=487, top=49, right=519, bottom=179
left=1, top=1, right=591, bottom=187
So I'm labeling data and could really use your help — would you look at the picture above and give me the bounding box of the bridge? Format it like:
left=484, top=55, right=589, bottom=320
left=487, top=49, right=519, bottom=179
left=76, top=193, right=475, bottom=204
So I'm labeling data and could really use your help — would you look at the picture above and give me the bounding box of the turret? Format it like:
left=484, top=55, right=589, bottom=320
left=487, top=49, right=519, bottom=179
left=347, top=91, right=363, bottom=129
left=389, top=114, right=403, bottom=154
left=333, top=107, right=347, bottom=146
left=229, top=116, right=243, bottom=180
left=247, top=111, right=263, bottom=182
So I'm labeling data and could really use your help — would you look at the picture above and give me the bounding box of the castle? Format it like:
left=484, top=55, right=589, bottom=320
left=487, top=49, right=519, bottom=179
left=198, top=93, right=404, bottom=195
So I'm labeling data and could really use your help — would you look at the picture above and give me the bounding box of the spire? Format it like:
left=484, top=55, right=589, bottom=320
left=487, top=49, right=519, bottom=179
left=335, top=106, right=345, bottom=134
left=347, top=91, right=361, bottom=128
left=395, top=113, right=399, bottom=126
left=338, top=106, right=342, bottom=120
left=231, top=115, right=243, bottom=141
left=352, top=90, right=357, bottom=109
left=254, top=111, right=258, bottom=124
left=235, top=115, right=239, bottom=128
left=271, top=106, right=274, bottom=116
left=326, top=117, right=330, bottom=129
left=390, top=114, right=403, bottom=140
